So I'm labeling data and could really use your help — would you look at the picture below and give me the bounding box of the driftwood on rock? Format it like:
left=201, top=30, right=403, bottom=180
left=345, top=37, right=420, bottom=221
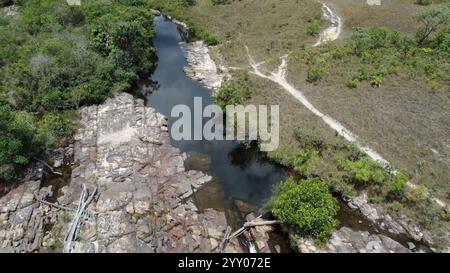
left=35, top=195, right=98, bottom=216
left=63, top=184, right=97, bottom=253
left=34, top=157, right=63, bottom=176
left=221, top=216, right=281, bottom=252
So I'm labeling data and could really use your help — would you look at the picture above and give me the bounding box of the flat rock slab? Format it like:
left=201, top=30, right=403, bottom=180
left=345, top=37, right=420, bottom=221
left=0, top=94, right=243, bottom=253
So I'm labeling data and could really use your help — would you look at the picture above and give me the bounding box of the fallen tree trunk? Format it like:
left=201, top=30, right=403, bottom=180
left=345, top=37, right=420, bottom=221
left=221, top=216, right=282, bottom=251
left=63, top=184, right=97, bottom=253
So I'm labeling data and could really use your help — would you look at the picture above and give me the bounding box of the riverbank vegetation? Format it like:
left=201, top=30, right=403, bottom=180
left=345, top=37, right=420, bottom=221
left=215, top=72, right=252, bottom=109
left=0, top=0, right=155, bottom=182
left=268, top=178, right=339, bottom=243
left=152, top=0, right=450, bottom=247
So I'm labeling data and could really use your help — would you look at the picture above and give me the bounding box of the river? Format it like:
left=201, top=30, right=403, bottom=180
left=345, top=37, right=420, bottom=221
left=130, top=15, right=428, bottom=253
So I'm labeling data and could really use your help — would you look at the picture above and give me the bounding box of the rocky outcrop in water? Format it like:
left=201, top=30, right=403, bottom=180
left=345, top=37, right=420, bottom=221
left=180, top=41, right=224, bottom=92
left=292, top=227, right=412, bottom=253
left=0, top=94, right=243, bottom=253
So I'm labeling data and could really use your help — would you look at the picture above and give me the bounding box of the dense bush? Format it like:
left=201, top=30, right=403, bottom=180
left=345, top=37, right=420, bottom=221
left=298, top=7, right=449, bottom=89
left=289, top=147, right=317, bottom=174
left=306, top=21, right=321, bottom=37
left=0, top=0, right=156, bottom=182
left=343, top=157, right=388, bottom=185
left=293, top=127, right=326, bottom=151
left=387, top=172, right=408, bottom=198
left=148, top=0, right=219, bottom=45
left=414, top=4, right=449, bottom=44
left=306, top=66, right=324, bottom=83
left=0, top=102, right=38, bottom=181
left=269, top=178, right=339, bottom=242
left=215, top=73, right=252, bottom=109
left=406, top=184, right=429, bottom=203
left=416, top=0, right=432, bottom=5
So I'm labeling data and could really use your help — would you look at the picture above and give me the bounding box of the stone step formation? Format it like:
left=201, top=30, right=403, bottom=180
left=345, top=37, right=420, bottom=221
left=0, top=93, right=242, bottom=253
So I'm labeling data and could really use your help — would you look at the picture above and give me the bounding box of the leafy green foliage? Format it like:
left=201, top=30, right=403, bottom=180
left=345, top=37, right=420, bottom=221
left=387, top=172, right=408, bottom=198
left=289, top=147, right=317, bottom=174
left=306, top=66, right=324, bottom=83
left=211, top=0, right=232, bottom=5
left=406, top=184, right=429, bottom=203
left=414, top=4, right=450, bottom=44
left=0, top=0, right=156, bottom=182
left=343, top=157, right=388, bottom=185
left=296, top=20, right=449, bottom=89
left=149, top=0, right=219, bottom=45
left=306, top=21, right=321, bottom=37
left=416, top=0, right=432, bottom=5
left=269, top=178, right=339, bottom=242
left=0, top=102, right=38, bottom=181
left=36, top=112, right=76, bottom=148
left=293, top=127, right=326, bottom=151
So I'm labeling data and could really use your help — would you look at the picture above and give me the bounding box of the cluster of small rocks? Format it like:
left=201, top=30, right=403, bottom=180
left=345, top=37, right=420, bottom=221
left=346, top=192, right=434, bottom=246
left=0, top=165, right=56, bottom=253
left=50, top=144, right=74, bottom=169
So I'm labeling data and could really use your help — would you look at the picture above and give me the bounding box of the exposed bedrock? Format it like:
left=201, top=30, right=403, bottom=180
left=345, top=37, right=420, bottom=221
left=0, top=93, right=243, bottom=253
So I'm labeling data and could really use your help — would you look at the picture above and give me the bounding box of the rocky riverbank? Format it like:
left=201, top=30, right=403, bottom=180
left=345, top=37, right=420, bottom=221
left=291, top=227, right=411, bottom=253
left=180, top=41, right=225, bottom=92
left=0, top=93, right=243, bottom=253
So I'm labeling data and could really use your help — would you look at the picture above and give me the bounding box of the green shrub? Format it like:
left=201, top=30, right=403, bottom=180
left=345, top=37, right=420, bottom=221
left=289, top=147, right=317, bottom=174
left=387, top=172, right=409, bottom=198
left=369, top=74, right=384, bottom=87
left=406, top=184, right=429, bottom=203
left=414, top=5, right=450, bottom=44
left=211, top=0, right=232, bottom=5
left=270, top=178, right=339, bottom=242
left=343, top=157, right=388, bottom=185
left=37, top=112, right=75, bottom=148
left=306, top=67, right=324, bottom=83
left=306, top=21, right=321, bottom=37
left=0, top=103, right=38, bottom=181
left=293, top=127, right=326, bottom=151
left=346, top=78, right=359, bottom=89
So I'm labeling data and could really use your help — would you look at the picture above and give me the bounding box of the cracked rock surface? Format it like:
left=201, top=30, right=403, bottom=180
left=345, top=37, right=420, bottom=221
left=0, top=93, right=243, bottom=253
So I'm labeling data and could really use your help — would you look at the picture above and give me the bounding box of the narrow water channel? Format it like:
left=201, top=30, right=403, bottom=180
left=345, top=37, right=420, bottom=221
left=139, top=16, right=287, bottom=213
left=132, top=16, right=427, bottom=253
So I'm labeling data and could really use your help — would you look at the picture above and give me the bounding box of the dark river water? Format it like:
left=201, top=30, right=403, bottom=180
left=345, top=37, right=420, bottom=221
left=129, top=16, right=429, bottom=252
left=138, top=16, right=288, bottom=213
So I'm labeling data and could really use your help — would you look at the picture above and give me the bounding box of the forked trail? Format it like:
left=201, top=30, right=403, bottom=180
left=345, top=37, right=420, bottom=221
left=245, top=3, right=446, bottom=208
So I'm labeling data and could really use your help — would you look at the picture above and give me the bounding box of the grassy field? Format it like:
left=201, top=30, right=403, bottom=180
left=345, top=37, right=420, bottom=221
left=152, top=0, right=450, bottom=248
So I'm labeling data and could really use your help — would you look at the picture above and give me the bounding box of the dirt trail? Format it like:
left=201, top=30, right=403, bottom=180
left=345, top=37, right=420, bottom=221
left=313, top=2, right=342, bottom=47
left=245, top=3, right=447, bottom=208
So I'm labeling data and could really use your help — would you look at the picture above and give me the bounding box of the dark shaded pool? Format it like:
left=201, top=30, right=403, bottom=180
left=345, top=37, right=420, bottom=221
left=134, top=16, right=427, bottom=253
left=139, top=16, right=288, bottom=210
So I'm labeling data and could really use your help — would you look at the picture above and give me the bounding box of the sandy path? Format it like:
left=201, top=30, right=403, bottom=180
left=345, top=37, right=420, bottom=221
left=245, top=2, right=447, bottom=207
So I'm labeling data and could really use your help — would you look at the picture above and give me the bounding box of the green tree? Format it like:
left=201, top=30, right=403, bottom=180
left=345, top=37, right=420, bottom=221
left=269, top=178, right=339, bottom=242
